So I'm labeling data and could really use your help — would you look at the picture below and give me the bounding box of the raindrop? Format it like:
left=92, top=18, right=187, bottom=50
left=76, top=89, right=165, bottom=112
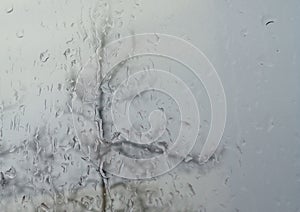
left=5, top=166, right=16, bottom=179
left=240, top=28, right=248, bottom=37
left=6, top=6, right=13, bottom=14
left=261, top=15, right=276, bottom=27
left=184, top=155, right=193, bottom=163
left=40, top=50, right=50, bottom=63
left=16, top=30, right=24, bottom=38
left=265, top=20, right=275, bottom=26
left=38, top=203, right=50, bottom=211
left=267, top=120, right=274, bottom=133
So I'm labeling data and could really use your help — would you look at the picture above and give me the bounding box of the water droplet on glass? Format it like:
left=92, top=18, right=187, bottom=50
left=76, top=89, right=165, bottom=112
left=261, top=15, right=276, bottom=27
left=16, top=30, right=24, bottom=38
left=5, top=166, right=16, bottom=179
left=6, top=6, right=13, bottom=14
left=240, top=28, right=248, bottom=37
left=40, top=50, right=50, bottom=63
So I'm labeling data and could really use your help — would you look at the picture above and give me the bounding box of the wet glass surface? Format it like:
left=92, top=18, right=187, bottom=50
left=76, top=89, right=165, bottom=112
left=1, top=0, right=300, bottom=211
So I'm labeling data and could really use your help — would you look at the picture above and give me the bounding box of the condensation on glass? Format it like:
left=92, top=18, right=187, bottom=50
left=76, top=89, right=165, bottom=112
left=0, top=0, right=300, bottom=211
